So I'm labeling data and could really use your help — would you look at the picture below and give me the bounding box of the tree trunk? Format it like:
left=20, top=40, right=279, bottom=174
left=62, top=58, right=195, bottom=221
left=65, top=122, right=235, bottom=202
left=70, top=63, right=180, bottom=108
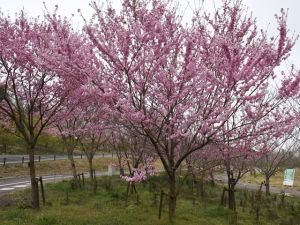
left=265, top=175, right=270, bottom=196
left=68, top=154, right=79, bottom=188
left=169, top=172, right=177, bottom=220
left=228, top=184, right=236, bottom=210
left=227, top=173, right=236, bottom=210
left=88, top=158, right=93, bottom=179
left=209, top=170, right=215, bottom=187
left=28, top=148, right=39, bottom=209
left=130, top=182, right=137, bottom=194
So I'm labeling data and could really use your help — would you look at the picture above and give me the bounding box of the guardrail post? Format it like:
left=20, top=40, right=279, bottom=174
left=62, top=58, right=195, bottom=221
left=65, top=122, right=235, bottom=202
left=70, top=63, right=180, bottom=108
left=102, top=153, right=104, bottom=157
left=39, top=156, right=41, bottom=162
left=112, top=153, right=113, bottom=157
left=22, top=156, right=24, bottom=164
left=81, top=153, right=82, bottom=159
left=3, top=158, right=6, bottom=166
left=54, top=155, right=56, bottom=161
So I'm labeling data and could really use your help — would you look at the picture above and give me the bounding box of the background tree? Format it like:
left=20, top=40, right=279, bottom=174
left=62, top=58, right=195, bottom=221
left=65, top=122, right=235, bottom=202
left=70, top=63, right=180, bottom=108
left=108, top=125, right=156, bottom=179
left=0, top=120, right=17, bottom=153
left=256, top=133, right=300, bottom=196
left=55, top=100, right=87, bottom=188
left=78, top=100, right=111, bottom=179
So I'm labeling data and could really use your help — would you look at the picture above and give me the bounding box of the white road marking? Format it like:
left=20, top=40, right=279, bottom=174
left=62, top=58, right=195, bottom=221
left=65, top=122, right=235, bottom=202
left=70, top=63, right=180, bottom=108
left=0, top=181, right=30, bottom=187
left=0, top=188, right=15, bottom=191
left=12, top=185, right=28, bottom=188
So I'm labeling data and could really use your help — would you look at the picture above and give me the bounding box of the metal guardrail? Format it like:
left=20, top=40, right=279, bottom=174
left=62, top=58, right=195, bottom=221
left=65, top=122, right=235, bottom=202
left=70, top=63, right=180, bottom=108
left=0, top=153, right=114, bottom=166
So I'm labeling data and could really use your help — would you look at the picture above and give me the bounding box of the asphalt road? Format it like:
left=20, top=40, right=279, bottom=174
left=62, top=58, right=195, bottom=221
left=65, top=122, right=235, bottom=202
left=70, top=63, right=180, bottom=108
left=0, top=171, right=109, bottom=196
left=0, top=153, right=113, bottom=196
left=216, top=175, right=300, bottom=197
left=0, top=153, right=114, bottom=165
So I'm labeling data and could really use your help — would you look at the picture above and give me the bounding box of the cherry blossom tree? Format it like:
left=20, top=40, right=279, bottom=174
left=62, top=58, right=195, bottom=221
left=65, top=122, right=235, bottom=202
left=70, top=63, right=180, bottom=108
left=108, top=124, right=157, bottom=188
left=0, top=8, right=88, bottom=208
left=79, top=132, right=109, bottom=179
left=85, top=0, right=297, bottom=218
left=77, top=100, right=111, bottom=180
left=56, top=106, right=83, bottom=188
left=185, top=144, right=222, bottom=189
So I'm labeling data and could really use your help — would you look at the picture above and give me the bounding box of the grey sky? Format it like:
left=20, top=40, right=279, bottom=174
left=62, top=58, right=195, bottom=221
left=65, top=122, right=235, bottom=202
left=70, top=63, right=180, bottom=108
left=1, top=0, right=299, bottom=73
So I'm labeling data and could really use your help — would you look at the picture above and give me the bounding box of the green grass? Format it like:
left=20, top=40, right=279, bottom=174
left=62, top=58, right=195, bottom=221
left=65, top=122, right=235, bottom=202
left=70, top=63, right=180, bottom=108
left=242, top=168, right=300, bottom=190
left=1, top=174, right=300, bottom=224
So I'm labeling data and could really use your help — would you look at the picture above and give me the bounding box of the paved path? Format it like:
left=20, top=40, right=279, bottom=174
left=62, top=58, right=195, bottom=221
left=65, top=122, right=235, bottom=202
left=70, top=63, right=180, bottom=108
left=216, top=175, right=300, bottom=197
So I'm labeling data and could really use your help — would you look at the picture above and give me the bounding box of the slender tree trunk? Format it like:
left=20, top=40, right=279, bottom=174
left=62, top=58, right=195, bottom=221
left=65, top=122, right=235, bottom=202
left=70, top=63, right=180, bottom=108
left=68, top=153, right=79, bottom=188
left=28, top=147, right=39, bottom=209
left=227, top=173, right=236, bottom=210
left=265, top=175, right=270, bottom=196
left=88, top=158, right=93, bottom=179
left=228, top=183, right=236, bottom=210
left=118, top=155, right=125, bottom=176
left=209, top=170, right=215, bottom=187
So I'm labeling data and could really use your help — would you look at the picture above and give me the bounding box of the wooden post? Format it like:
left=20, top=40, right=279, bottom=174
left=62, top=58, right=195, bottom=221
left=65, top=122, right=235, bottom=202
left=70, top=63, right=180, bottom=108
left=35, top=177, right=46, bottom=205
left=77, top=174, right=81, bottom=188
left=168, top=193, right=172, bottom=220
left=66, top=190, right=69, bottom=205
left=221, top=187, right=227, bottom=206
left=126, top=182, right=130, bottom=202
left=258, top=181, right=265, bottom=201
left=259, top=181, right=265, bottom=193
left=82, top=173, right=85, bottom=187
left=158, top=190, right=164, bottom=220
left=39, top=177, right=46, bottom=205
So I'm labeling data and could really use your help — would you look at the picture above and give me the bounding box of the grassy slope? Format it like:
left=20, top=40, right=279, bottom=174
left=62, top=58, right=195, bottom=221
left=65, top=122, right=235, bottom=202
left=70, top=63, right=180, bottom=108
left=0, top=157, right=165, bottom=178
left=1, top=154, right=300, bottom=225
left=1, top=175, right=300, bottom=225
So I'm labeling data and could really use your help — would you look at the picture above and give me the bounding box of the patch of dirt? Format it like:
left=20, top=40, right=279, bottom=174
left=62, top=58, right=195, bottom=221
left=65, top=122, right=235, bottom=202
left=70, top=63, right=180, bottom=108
left=0, top=195, right=30, bottom=207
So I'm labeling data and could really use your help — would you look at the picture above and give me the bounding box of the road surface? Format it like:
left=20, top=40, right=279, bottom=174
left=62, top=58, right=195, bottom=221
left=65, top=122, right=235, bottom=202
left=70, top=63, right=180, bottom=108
left=0, top=153, right=114, bottom=165
left=0, top=172, right=109, bottom=196
left=216, top=174, right=300, bottom=197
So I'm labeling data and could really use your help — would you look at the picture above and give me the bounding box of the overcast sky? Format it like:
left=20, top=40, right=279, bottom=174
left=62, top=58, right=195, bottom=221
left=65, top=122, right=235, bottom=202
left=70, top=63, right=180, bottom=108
left=1, top=0, right=299, bottom=74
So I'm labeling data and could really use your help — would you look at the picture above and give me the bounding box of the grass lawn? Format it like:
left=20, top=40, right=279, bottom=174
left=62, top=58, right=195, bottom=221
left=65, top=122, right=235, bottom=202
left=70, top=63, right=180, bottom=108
left=1, top=173, right=300, bottom=224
